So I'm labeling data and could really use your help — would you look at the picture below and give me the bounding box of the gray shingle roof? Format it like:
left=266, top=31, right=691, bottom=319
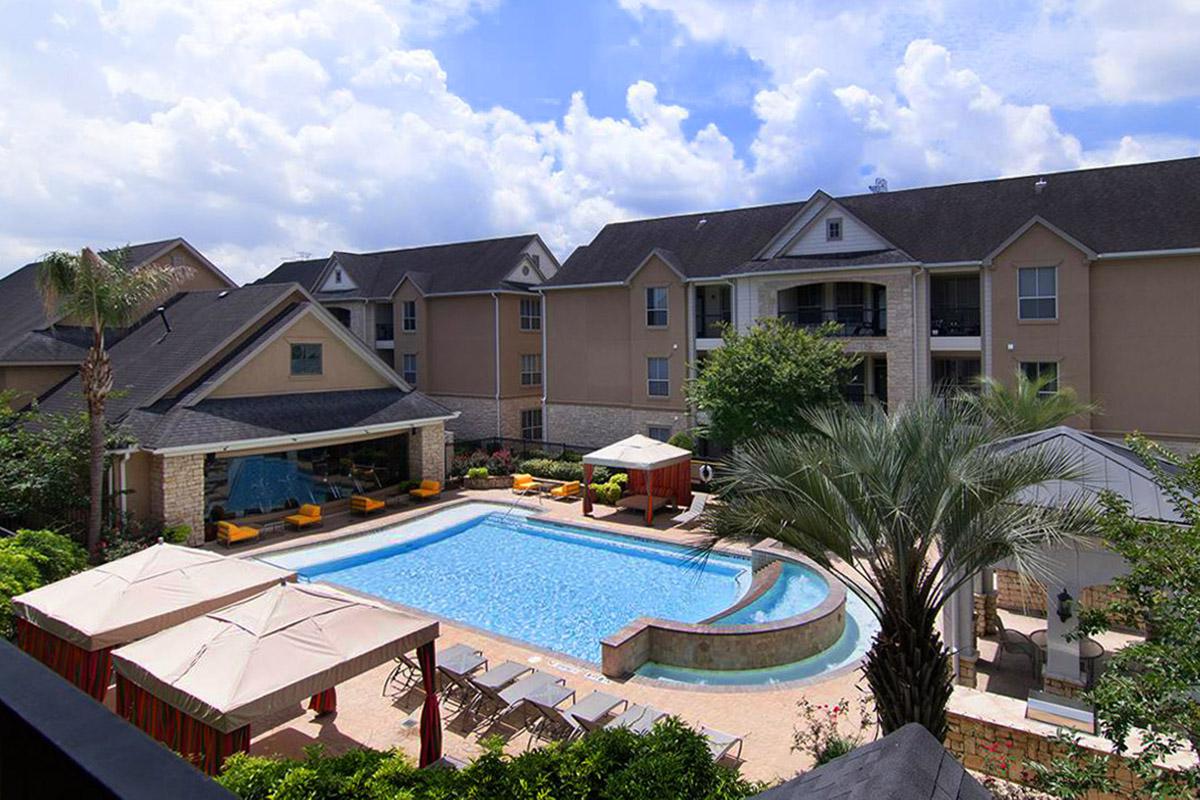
left=731, top=248, right=916, bottom=275
left=752, top=724, right=992, bottom=800
left=990, top=426, right=1191, bottom=524
left=548, top=157, right=1200, bottom=287
left=127, top=388, right=451, bottom=450
left=255, top=235, right=541, bottom=298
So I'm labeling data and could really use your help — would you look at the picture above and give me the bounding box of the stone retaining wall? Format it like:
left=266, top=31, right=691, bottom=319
left=994, top=569, right=1141, bottom=631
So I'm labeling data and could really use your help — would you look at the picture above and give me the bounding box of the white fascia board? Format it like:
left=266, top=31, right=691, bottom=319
left=717, top=261, right=920, bottom=280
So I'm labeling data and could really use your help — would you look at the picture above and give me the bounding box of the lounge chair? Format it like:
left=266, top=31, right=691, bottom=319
left=467, top=670, right=564, bottom=726
left=671, top=493, right=709, bottom=527
left=528, top=690, right=627, bottom=742
left=410, top=480, right=442, bottom=500
left=384, top=643, right=485, bottom=696
left=550, top=481, right=581, bottom=500
left=216, top=520, right=260, bottom=547
left=283, top=503, right=322, bottom=530
left=997, top=628, right=1041, bottom=679
left=701, top=726, right=745, bottom=763
left=351, top=494, right=386, bottom=515
left=512, top=474, right=535, bottom=493
left=605, top=704, right=666, bottom=735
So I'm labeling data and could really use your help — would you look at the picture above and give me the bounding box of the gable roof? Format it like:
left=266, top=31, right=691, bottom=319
left=548, top=156, right=1200, bottom=287
left=0, top=237, right=234, bottom=364
left=35, top=283, right=454, bottom=451
left=255, top=235, right=547, bottom=299
left=751, top=723, right=991, bottom=800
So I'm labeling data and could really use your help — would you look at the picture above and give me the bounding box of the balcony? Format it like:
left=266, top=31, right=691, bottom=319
left=374, top=322, right=395, bottom=347
left=779, top=307, right=887, bottom=337
left=930, top=274, right=980, bottom=350
left=695, top=310, right=732, bottom=340
left=930, top=307, right=980, bottom=337
left=695, top=285, right=732, bottom=346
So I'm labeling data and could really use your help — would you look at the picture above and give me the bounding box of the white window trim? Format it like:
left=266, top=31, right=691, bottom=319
left=1017, top=266, right=1058, bottom=321
left=826, top=217, right=843, bottom=242
left=289, top=342, right=323, bottom=376
left=401, top=353, right=417, bottom=386
left=647, top=357, right=670, bottom=397
left=520, top=297, right=542, bottom=331
left=645, top=286, right=669, bottom=328
left=402, top=300, right=418, bottom=332
left=520, top=353, right=542, bottom=386
left=1020, top=360, right=1060, bottom=397
left=647, top=424, right=672, bottom=442
left=520, top=407, right=543, bottom=440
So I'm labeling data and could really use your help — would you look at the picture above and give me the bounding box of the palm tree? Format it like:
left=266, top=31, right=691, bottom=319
left=36, top=247, right=190, bottom=555
left=963, top=368, right=1098, bottom=436
left=706, top=399, right=1097, bottom=740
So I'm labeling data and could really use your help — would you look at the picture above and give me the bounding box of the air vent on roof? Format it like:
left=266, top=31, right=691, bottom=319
left=1034, top=177, right=1047, bottom=194
left=218, top=290, right=229, bottom=298
left=695, top=218, right=708, bottom=230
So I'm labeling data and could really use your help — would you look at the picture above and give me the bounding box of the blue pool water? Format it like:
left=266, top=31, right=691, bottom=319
left=711, top=563, right=830, bottom=626
left=284, top=508, right=762, bottom=662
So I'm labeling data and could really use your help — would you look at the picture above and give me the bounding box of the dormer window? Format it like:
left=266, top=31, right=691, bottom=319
left=826, top=218, right=843, bottom=242
left=334, top=268, right=344, bottom=284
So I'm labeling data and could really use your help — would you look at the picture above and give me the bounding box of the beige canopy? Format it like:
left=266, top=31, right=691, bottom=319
left=582, top=434, right=691, bottom=470
left=111, top=581, right=439, bottom=732
left=12, top=542, right=294, bottom=651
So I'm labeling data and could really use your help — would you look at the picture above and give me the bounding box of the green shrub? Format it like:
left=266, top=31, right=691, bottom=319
left=610, top=472, right=629, bottom=488
left=518, top=458, right=610, bottom=484
left=0, top=529, right=87, bottom=639
left=161, top=524, right=191, bottom=544
left=465, top=467, right=489, bottom=479
left=667, top=431, right=696, bottom=452
left=589, top=482, right=623, bottom=505
left=218, top=717, right=763, bottom=800
left=559, top=450, right=583, bottom=463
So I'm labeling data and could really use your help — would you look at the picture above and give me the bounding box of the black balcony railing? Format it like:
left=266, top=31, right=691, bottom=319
left=930, top=307, right=981, bottom=337
left=695, top=311, right=732, bottom=339
left=779, top=307, right=887, bottom=337
left=375, top=323, right=395, bottom=341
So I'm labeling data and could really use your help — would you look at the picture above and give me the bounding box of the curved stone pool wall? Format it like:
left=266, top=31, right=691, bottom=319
left=600, top=540, right=846, bottom=677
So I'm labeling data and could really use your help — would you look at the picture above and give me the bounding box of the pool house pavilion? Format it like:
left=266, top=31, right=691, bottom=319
left=35, top=281, right=456, bottom=544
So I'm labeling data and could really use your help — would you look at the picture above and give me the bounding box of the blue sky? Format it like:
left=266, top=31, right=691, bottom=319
left=1, top=1, right=1197, bottom=283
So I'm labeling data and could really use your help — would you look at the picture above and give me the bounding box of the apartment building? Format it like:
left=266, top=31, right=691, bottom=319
left=256, top=235, right=559, bottom=441
left=542, top=157, right=1200, bottom=450
left=0, top=238, right=237, bottom=407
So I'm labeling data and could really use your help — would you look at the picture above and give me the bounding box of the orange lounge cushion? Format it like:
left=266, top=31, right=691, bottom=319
left=551, top=481, right=580, bottom=497
left=284, top=504, right=322, bottom=527
left=217, top=521, right=260, bottom=543
left=351, top=495, right=385, bottom=513
left=409, top=480, right=442, bottom=498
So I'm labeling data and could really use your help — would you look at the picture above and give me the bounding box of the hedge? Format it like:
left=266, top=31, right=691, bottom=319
left=0, top=529, right=88, bottom=639
left=218, top=717, right=763, bottom=800
left=516, top=458, right=611, bottom=484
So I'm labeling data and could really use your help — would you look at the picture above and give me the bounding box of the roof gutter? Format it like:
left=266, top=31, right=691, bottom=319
left=492, top=292, right=502, bottom=437
left=143, top=413, right=460, bottom=457
left=537, top=281, right=627, bottom=291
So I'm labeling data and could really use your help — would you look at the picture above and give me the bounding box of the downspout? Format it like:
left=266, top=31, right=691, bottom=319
left=492, top=292, right=501, bottom=438
left=119, top=452, right=130, bottom=519
left=539, top=289, right=548, bottom=443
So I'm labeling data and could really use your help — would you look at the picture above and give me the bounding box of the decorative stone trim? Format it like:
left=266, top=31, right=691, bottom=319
left=974, top=591, right=1001, bottom=637
left=1042, top=675, right=1085, bottom=699
left=463, top=475, right=517, bottom=490
left=957, top=654, right=978, bottom=688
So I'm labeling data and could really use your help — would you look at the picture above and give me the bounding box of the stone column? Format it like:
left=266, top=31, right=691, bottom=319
left=408, top=422, right=446, bottom=481
left=149, top=453, right=207, bottom=545
left=975, top=566, right=1001, bottom=637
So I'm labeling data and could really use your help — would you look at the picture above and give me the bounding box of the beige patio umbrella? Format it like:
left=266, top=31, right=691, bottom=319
left=12, top=542, right=294, bottom=700
left=110, top=581, right=441, bottom=773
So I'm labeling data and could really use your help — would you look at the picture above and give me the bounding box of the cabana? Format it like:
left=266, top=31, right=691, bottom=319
left=582, top=434, right=692, bottom=524
left=111, top=581, right=441, bottom=775
left=11, top=542, right=293, bottom=701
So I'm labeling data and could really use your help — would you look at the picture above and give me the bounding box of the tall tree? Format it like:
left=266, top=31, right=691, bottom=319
left=706, top=399, right=1097, bottom=739
left=687, top=317, right=859, bottom=446
left=964, top=368, right=1098, bottom=436
left=36, top=247, right=189, bottom=555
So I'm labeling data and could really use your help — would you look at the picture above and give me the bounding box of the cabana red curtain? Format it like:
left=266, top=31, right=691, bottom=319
left=16, top=617, right=113, bottom=702
left=628, top=461, right=693, bottom=506
left=115, top=675, right=250, bottom=775
left=417, top=641, right=442, bottom=767
left=308, top=687, right=337, bottom=715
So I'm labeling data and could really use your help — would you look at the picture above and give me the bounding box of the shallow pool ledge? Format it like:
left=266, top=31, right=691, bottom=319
left=600, top=541, right=847, bottom=678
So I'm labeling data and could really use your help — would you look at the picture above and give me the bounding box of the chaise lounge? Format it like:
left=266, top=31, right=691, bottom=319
left=512, top=474, right=536, bottom=493
left=550, top=481, right=581, bottom=500
left=410, top=480, right=442, bottom=501
left=283, top=503, right=322, bottom=530
left=216, top=520, right=260, bottom=547
left=351, top=494, right=386, bottom=516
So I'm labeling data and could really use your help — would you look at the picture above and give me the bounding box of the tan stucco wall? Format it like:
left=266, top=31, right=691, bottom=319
left=0, top=364, right=77, bottom=407
left=498, top=293, right=543, bottom=398
left=122, top=450, right=153, bottom=522
left=391, top=282, right=428, bottom=389
left=1089, top=255, right=1200, bottom=442
left=209, top=311, right=391, bottom=398
left=988, top=223, right=1094, bottom=427
left=423, top=294, right=496, bottom=398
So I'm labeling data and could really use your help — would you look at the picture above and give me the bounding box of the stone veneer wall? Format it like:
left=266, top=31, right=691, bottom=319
left=429, top=395, right=497, bottom=441
left=546, top=402, right=688, bottom=449
left=149, top=453, right=206, bottom=545
left=408, top=422, right=447, bottom=481
left=994, top=569, right=1139, bottom=631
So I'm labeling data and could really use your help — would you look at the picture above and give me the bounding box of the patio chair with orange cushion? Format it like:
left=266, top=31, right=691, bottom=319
left=409, top=480, right=442, bottom=500
left=512, top=473, right=535, bottom=493
left=350, top=495, right=386, bottom=515
left=550, top=481, right=580, bottom=500
left=216, top=520, right=260, bottom=547
left=284, top=504, right=323, bottom=530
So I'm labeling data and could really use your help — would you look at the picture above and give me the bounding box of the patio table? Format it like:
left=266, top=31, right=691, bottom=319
left=1030, top=629, right=1105, bottom=686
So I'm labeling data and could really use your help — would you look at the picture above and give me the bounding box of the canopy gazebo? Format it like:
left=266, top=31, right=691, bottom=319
left=582, top=434, right=692, bottom=524
left=11, top=542, right=294, bottom=701
left=111, top=581, right=441, bottom=774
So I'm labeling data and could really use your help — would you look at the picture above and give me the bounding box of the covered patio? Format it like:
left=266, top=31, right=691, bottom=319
left=946, top=426, right=1187, bottom=701
left=581, top=434, right=692, bottom=525
left=11, top=542, right=293, bottom=701
left=111, top=581, right=441, bottom=774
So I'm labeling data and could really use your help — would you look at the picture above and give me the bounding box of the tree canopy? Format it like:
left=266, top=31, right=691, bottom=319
left=687, top=317, right=859, bottom=446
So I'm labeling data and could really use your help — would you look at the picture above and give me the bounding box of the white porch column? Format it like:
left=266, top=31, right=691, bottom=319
left=1043, top=580, right=1086, bottom=697
left=946, top=569, right=979, bottom=687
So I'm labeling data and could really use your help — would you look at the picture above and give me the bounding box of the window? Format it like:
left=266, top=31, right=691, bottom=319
left=402, top=300, right=417, bottom=332
left=521, top=408, right=543, bottom=441
left=333, top=267, right=344, bottom=285
left=1021, top=361, right=1059, bottom=396
left=520, top=297, right=541, bottom=331
left=826, top=217, right=843, bottom=241
left=647, top=425, right=671, bottom=442
left=647, top=357, right=669, bottom=397
left=289, top=343, right=322, bottom=375
left=401, top=353, right=417, bottom=386
left=645, top=287, right=669, bottom=327
left=1018, top=267, right=1057, bottom=320
left=374, top=303, right=394, bottom=341
left=328, top=307, right=352, bottom=329
left=520, top=353, right=542, bottom=386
